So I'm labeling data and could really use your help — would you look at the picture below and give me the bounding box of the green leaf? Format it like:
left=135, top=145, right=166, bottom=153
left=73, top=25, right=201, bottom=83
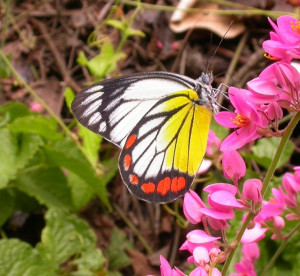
left=13, top=166, right=74, bottom=210
left=0, top=53, right=12, bottom=78
left=8, top=115, right=63, bottom=140
left=251, top=137, right=294, bottom=169
left=106, top=19, right=125, bottom=31
left=64, top=87, right=102, bottom=166
left=78, top=125, right=102, bottom=166
left=107, top=228, right=134, bottom=270
left=0, top=189, right=14, bottom=226
left=0, top=130, right=44, bottom=189
left=83, top=42, right=126, bottom=78
left=37, top=209, right=98, bottom=266
left=125, top=28, right=146, bottom=38
left=64, top=86, right=75, bottom=111
left=0, top=239, right=55, bottom=276
left=280, top=229, right=300, bottom=272
left=0, top=102, right=31, bottom=124
left=17, top=133, right=44, bottom=169
left=12, top=188, right=43, bottom=212
left=72, top=247, right=106, bottom=276
left=43, top=140, right=111, bottom=207
left=68, top=171, right=94, bottom=211
left=77, top=51, right=89, bottom=66
left=210, top=118, right=229, bottom=140
left=0, top=129, right=18, bottom=188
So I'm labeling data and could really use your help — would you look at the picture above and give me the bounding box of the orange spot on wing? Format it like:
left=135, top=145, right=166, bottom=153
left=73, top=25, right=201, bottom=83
left=129, top=174, right=139, bottom=185
left=141, top=182, right=155, bottom=194
left=123, top=154, right=131, bottom=171
left=157, top=177, right=171, bottom=196
left=171, top=177, right=186, bottom=193
left=125, top=134, right=137, bottom=149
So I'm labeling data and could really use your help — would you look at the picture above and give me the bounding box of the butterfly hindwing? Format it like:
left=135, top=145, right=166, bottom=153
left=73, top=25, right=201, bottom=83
left=118, top=89, right=212, bottom=203
left=71, top=72, right=197, bottom=148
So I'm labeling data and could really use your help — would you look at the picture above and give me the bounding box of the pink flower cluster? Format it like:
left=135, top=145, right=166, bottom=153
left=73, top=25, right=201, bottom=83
left=152, top=15, right=300, bottom=276
left=215, top=15, right=300, bottom=152
left=263, top=16, right=300, bottom=60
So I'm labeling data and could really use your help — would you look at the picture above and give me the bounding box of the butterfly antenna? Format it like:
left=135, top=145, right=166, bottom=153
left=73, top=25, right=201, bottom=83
left=216, top=101, right=230, bottom=111
left=206, top=21, right=234, bottom=73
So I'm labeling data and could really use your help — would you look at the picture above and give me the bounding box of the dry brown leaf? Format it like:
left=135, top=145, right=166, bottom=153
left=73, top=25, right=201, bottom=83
left=127, top=249, right=158, bottom=276
left=147, top=244, right=171, bottom=266
left=170, top=3, right=245, bottom=39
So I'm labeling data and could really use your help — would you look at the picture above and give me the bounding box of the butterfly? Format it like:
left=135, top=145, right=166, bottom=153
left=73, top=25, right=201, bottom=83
left=71, top=71, right=219, bottom=204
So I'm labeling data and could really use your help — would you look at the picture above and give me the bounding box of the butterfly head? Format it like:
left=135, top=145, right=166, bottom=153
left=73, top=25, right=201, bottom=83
left=195, top=72, right=219, bottom=114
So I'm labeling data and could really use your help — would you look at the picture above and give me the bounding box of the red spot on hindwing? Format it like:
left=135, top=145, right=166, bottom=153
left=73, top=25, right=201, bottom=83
left=157, top=177, right=171, bottom=196
left=129, top=174, right=139, bottom=185
left=123, top=154, right=131, bottom=171
left=125, top=134, right=137, bottom=149
left=141, top=182, right=155, bottom=194
left=171, top=177, right=186, bottom=193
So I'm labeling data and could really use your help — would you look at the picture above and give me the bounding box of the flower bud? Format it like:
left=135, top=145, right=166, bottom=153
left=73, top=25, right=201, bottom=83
left=273, top=216, right=285, bottom=230
left=222, top=150, right=246, bottom=182
left=243, top=179, right=263, bottom=204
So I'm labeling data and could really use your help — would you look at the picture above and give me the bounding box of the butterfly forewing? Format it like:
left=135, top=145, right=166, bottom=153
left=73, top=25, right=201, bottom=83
left=118, top=89, right=212, bottom=203
left=72, top=71, right=215, bottom=204
left=71, top=72, right=196, bottom=148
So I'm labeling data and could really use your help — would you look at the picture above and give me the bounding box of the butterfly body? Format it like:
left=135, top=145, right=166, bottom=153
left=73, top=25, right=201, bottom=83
left=72, top=72, right=218, bottom=204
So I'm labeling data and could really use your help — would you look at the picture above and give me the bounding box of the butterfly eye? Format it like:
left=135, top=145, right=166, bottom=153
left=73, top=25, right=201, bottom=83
left=200, top=72, right=213, bottom=85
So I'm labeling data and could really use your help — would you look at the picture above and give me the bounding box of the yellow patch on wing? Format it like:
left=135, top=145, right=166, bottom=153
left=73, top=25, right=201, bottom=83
left=159, top=89, right=212, bottom=175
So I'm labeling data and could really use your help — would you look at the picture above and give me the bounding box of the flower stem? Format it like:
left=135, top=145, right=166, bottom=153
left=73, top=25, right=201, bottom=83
left=261, top=112, right=300, bottom=197
left=221, top=212, right=254, bottom=274
left=222, top=112, right=300, bottom=275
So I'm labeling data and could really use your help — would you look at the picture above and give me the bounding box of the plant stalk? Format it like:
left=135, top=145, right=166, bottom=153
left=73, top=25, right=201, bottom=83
left=222, top=112, right=300, bottom=275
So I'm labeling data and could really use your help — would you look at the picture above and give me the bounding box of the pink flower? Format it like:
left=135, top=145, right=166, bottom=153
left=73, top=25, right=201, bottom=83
left=262, top=16, right=300, bottom=60
left=242, top=179, right=263, bottom=204
left=230, top=243, right=259, bottom=276
left=273, top=215, right=285, bottom=231
left=189, top=267, right=208, bottom=276
left=214, top=87, right=267, bottom=151
left=222, top=150, right=246, bottom=183
left=231, top=244, right=259, bottom=276
left=264, top=102, right=283, bottom=121
left=200, top=183, right=244, bottom=221
left=241, top=222, right=267, bottom=243
left=293, top=166, right=300, bottom=181
left=158, top=256, right=185, bottom=276
left=207, top=217, right=229, bottom=230
left=183, top=189, right=233, bottom=230
left=255, top=187, right=285, bottom=222
left=198, top=159, right=213, bottom=174
left=247, top=62, right=300, bottom=111
left=242, top=243, right=260, bottom=262
left=183, top=190, right=206, bottom=224
left=180, top=230, right=220, bottom=254
left=30, top=102, right=44, bottom=112
left=206, top=130, right=221, bottom=157
left=231, top=260, right=256, bottom=276
left=191, top=246, right=210, bottom=267
left=283, top=172, right=300, bottom=196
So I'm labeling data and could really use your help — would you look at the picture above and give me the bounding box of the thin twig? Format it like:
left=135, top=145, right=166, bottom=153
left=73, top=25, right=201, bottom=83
left=113, top=203, right=154, bottom=255
left=231, top=48, right=265, bottom=87
left=30, top=18, right=82, bottom=94
left=169, top=226, right=181, bottom=267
